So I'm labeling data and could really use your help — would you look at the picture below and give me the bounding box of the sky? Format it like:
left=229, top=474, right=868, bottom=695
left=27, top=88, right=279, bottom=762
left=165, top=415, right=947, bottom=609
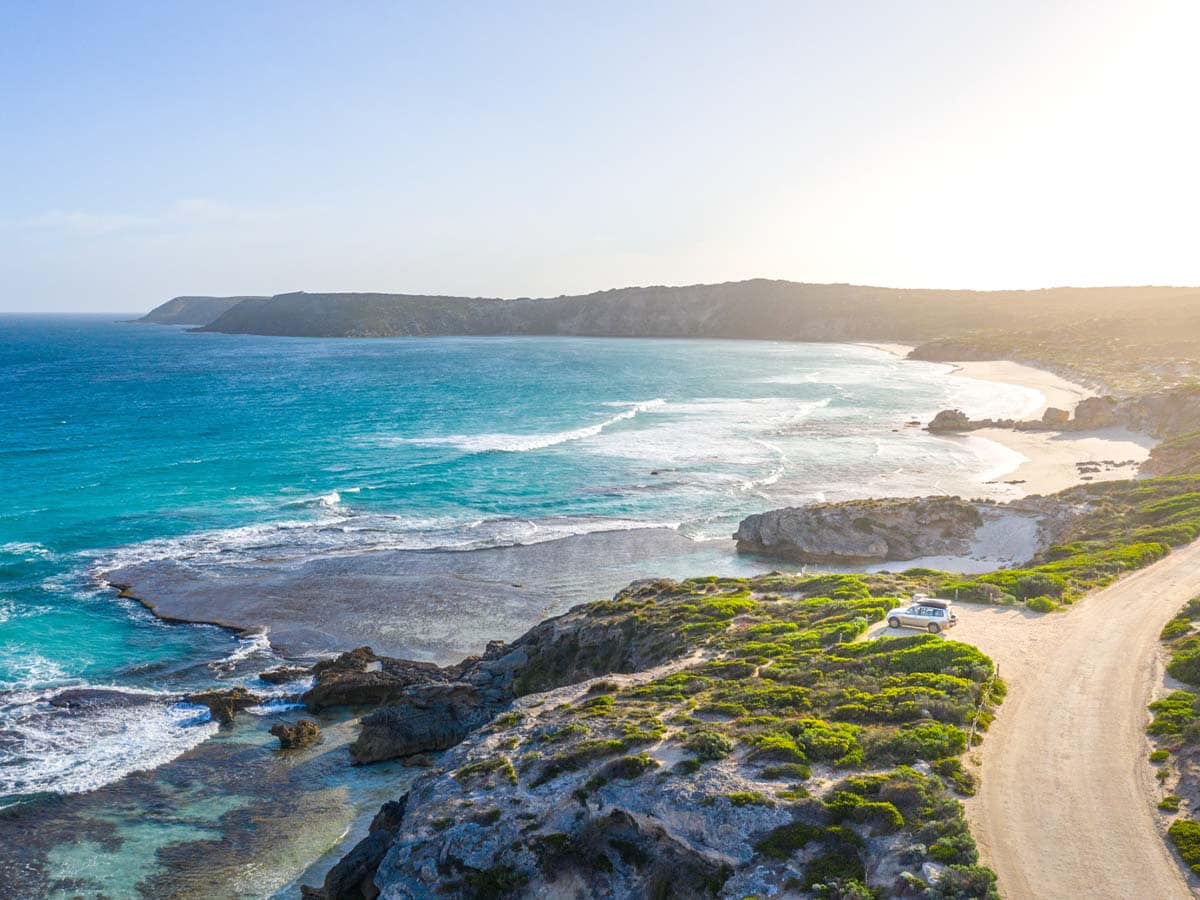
left=2, top=0, right=1199, bottom=313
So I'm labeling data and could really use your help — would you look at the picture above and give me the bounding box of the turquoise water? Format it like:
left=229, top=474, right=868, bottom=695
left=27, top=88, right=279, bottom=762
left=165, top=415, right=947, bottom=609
left=0, top=316, right=1041, bottom=893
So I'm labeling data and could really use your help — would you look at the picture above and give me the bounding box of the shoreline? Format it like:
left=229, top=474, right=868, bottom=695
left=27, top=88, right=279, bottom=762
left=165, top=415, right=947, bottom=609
left=859, top=342, right=1155, bottom=497
left=109, top=344, right=1161, bottom=660
left=946, top=361, right=1153, bottom=496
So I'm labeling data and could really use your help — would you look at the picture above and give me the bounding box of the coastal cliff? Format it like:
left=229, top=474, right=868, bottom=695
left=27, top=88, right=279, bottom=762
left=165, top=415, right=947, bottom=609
left=303, top=574, right=1003, bottom=899
left=138, top=295, right=267, bottom=326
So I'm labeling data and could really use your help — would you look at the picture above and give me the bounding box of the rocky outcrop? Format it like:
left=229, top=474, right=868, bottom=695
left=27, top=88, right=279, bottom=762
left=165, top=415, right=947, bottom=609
left=270, top=719, right=321, bottom=750
left=346, top=598, right=689, bottom=764
left=185, top=687, right=263, bottom=725
left=1142, top=430, right=1200, bottom=477
left=259, top=665, right=310, bottom=685
left=734, top=496, right=984, bottom=564
left=1072, top=396, right=1118, bottom=429
left=350, top=683, right=500, bottom=764
left=1041, top=407, right=1071, bottom=427
left=302, top=647, right=455, bottom=711
left=927, top=409, right=976, bottom=432
left=301, top=799, right=407, bottom=899
left=1120, top=385, right=1200, bottom=438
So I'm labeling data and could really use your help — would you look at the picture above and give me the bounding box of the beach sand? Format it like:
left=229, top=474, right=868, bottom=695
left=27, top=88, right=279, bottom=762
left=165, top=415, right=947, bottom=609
left=948, top=359, right=1153, bottom=496
left=862, top=343, right=1154, bottom=498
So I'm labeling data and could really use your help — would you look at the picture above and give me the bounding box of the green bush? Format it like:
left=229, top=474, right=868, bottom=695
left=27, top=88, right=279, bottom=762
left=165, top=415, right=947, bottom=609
left=754, top=822, right=828, bottom=860
left=1168, top=819, right=1200, bottom=874
left=1025, top=595, right=1059, bottom=613
left=685, top=729, right=734, bottom=761
left=1147, top=691, right=1200, bottom=735
left=1150, top=748, right=1171, bottom=763
left=1167, top=641, right=1200, bottom=687
left=1159, top=795, right=1182, bottom=812
left=867, top=722, right=967, bottom=764
left=931, top=865, right=1000, bottom=900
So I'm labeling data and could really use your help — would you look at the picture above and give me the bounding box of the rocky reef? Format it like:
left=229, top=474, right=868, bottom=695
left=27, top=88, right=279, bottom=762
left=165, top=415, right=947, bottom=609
left=304, top=573, right=1004, bottom=899
left=734, top=497, right=985, bottom=565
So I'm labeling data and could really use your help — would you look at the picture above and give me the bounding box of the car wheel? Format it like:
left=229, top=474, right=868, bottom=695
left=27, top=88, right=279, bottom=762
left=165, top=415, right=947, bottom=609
left=927, top=623, right=940, bottom=634
left=888, top=617, right=901, bottom=629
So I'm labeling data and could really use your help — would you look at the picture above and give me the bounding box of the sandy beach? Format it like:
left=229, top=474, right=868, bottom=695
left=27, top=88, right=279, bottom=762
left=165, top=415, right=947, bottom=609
left=862, top=343, right=1155, bottom=497
left=949, top=360, right=1153, bottom=495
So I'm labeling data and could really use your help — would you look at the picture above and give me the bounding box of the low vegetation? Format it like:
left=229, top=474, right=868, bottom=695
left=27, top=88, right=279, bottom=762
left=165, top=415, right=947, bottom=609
left=418, top=574, right=1003, bottom=898
left=1147, top=595, right=1200, bottom=879
left=942, top=476, right=1200, bottom=607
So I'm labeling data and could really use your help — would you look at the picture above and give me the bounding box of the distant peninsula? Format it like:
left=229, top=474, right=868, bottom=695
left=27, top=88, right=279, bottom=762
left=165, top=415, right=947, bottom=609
left=139, top=280, right=1200, bottom=391
left=137, top=295, right=267, bottom=326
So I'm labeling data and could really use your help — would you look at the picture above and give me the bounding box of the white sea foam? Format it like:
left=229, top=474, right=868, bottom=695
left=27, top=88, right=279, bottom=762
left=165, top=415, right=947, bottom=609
left=0, top=541, right=54, bottom=559
left=0, top=650, right=72, bottom=691
left=0, top=686, right=218, bottom=797
left=397, top=399, right=666, bottom=454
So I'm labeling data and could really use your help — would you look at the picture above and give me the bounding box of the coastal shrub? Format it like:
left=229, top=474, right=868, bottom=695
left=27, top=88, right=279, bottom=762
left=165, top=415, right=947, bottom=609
left=1162, top=597, right=1200, bottom=642
left=1150, top=749, right=1170, bottom=763
left=1162, top=617, right=1194, bottom=641
left=759, top=762, right=813, bottom=781
left=746, top=731, right=807, bottom=763
left=531, top=739, right=627, bottom=787
left=1168, top=819, right=1200, bottom=874
left=795, top=574, right=872, bottom=601
left=1148, top=691, right=1200, bottom=735
left=866, top=722, right=967, bottom=764
left=932, top=757, right=978, bottom=796
left=754, top=822, right=828, bottom=859
left=685, top=729, right=734, bottom=761
left=1159, top=796, right=1183, bottom=812
left=931, top=865, right=1000, bottom=900
left=805, top=845, right=867, bottom=889
left=586, top=753, right=659, bottom=789
left=792, top=718, right=861, bottom=762
left=725, top=791, right=774, bottom=807
left=455, top=756, right=518, bottom=786
left=1025, top=595, right=1058, bottom=613
left=1167, top=641, right=1200, bottom=687
left=928, top=831, right=979, bottom=865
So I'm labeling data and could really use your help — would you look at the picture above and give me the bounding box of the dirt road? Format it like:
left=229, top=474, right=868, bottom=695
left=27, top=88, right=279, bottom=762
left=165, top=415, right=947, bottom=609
left=951, top=542, right=1200, bottom=898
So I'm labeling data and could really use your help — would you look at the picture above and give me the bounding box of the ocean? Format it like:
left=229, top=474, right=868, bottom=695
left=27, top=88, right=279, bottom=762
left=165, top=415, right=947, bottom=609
left=0, top=315, right=1042, bottom=896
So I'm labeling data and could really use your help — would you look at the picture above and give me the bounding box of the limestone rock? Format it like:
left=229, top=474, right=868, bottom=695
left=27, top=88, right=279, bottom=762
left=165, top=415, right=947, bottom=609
left=259, top=665, right=310, bottom=685
left=185, top=687, right=262, bottom=725
left=1042, top=406, right=1071, bottom=427
left=1072, top=396, right=1118, bottom=429
left=349, top=683, right=500, bottom=764
left=927, top=409, right=974, bottom=432
left=270, top=719, right=321, bottom=750
left=302, top=647, right=453, bottom=711
left=734, top=496, right=984, bottom=564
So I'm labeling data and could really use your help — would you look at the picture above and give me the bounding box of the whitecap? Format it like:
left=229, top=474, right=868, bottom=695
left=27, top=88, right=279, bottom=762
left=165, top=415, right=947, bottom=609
left=391, top=399, right=666, bottom=454
left=0, top=688, right=218, bottom=797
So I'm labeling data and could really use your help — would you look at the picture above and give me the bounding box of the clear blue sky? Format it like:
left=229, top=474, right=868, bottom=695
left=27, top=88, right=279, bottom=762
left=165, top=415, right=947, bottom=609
left=3, top=0, right=1198, bottom=312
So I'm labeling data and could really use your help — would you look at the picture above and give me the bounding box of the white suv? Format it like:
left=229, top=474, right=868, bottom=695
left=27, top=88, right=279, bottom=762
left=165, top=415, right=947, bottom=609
left=887, top=596, right=957, bottom=634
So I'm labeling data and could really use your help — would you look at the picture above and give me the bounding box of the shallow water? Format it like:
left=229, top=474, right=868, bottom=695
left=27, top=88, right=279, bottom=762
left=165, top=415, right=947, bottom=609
left=0, top=316, right=1041, bottom=894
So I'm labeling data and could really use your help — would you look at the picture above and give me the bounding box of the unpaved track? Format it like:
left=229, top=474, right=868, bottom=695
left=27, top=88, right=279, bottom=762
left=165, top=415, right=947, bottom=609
left=951, top=542, right=1200, bottom=899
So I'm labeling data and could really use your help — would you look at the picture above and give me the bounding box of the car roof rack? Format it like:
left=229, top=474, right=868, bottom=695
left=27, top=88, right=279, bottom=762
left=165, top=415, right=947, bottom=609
left=920, top=598, right=950, bottom=609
